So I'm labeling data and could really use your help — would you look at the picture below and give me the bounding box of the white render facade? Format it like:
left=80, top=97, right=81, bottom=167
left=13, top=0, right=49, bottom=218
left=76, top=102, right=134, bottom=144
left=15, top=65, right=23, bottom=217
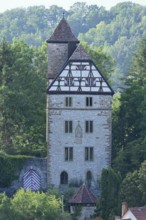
left=46, top=17, right=114, bottom=189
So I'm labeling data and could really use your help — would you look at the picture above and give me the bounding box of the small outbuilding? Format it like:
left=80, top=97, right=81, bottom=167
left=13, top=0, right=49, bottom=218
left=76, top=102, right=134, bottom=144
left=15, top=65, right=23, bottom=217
left=69, top=184, right=97, bottom=220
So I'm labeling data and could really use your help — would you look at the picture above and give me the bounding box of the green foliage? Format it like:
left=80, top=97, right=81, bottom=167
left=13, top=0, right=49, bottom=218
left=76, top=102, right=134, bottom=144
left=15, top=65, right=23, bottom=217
left=112, top=38, right=146, bottom=176
left=0, top=39, right=47, bottom=156
left=0, top=2, right=145, bottom=88
left=0, top=189, right=71, bottom=220
left=97, top=168, right=121, bottom=220
left=79, top=2, right=146, bottom=88
left=0, top=155, right=31, bottom=187
left=119, top=171, right=142, bottom=207
left=82, top=42, right=115, bottom=81
left=67, top=3, right=108, bottom=36
left=71, top=206, right=82, bottom=220
left=119, top=161, right=146, bottom=209
left=109, top=37, right=146, bottom=216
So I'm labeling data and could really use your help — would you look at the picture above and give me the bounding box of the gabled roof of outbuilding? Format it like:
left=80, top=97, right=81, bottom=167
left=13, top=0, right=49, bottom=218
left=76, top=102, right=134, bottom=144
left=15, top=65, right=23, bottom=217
left=46, top=18, right=79, bottom=43
left=69, top=44, right=92, bottom=61
left=69, top=184, right=96, bottom=206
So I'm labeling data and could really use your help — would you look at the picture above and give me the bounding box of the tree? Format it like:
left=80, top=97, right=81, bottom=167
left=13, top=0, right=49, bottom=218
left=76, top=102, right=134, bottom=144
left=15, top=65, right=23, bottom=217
left=0, top=189, right=71, bottom=220
left=0, top=40, right=47, bottom=156
left=82, top=42, right=115, bottom=81
left=97, top=168, right=121, bottom=220
left=68, top=3, right=108, bottom=36
left=112, top=38, right=146, bottom=175
left=119, top=171, right=142, bottom=207
left=119, top=160, right=146, bottom=209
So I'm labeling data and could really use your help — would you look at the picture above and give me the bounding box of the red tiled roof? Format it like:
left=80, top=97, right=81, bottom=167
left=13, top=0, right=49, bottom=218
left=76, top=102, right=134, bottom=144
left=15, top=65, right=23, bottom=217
left=69, top=44, right=92, bottom=61
left=69, top=184, right=96, bottom=205
left=130, top=206, right=146, bottom=220
left=47, top=18, right=79, bottom=43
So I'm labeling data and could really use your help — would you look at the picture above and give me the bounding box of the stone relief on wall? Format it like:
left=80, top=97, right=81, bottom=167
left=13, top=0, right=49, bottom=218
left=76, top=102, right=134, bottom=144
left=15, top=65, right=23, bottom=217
left=75, top=121, right=82, bottom=144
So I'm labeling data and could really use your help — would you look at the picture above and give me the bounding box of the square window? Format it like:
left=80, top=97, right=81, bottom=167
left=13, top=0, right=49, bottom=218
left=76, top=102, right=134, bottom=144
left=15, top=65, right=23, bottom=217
left=86, top=97, right=93, bottom=107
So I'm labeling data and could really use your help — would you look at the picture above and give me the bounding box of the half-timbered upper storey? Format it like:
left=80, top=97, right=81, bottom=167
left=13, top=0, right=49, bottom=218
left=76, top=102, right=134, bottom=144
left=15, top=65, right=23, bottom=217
left=47, top=44, right=114, bottom=95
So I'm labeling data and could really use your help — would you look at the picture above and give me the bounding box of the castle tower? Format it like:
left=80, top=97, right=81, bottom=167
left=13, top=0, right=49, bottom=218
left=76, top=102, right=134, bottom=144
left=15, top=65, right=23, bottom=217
left=46, top=18, right=114, bottom=189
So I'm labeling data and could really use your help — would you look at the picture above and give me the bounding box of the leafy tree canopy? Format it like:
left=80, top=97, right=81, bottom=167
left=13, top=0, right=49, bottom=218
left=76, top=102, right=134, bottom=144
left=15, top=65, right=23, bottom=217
left=0, top=189, right=71, bottom=220
left=0, top=39, right=47, bottom=156
left=0, top=2, right=146, bottom=88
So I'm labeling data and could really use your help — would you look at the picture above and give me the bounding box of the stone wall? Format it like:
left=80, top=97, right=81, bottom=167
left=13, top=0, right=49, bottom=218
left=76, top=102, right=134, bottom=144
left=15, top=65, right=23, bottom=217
left=47, top=94, right=112, bottom=188
left=48, top=43, right=68, bottom=79
left=0, top=158, right=47, bottom=196
left=19, top=158, right=47, bottom=190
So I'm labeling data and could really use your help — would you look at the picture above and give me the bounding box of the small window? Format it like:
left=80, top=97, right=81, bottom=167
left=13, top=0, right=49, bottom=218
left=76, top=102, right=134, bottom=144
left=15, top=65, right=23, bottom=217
left=85, top=147, right=94, bottom=161
left=60, top=171, right=68, bottom=185
left=65, top=97, right=72, bottom=107
left=86, top=97, right=92, bottom=107
left=85, top=121, right=93, bottom=133
left=65, top=147, right=73, bottom=161
left=65, top=121, right=73, bottom=133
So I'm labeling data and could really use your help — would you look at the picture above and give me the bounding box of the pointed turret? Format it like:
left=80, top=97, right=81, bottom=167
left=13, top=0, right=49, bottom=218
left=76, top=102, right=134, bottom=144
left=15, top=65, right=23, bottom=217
left=46, top=18, right=79, bottom=80
left=47, top=18, right=79, bottom=43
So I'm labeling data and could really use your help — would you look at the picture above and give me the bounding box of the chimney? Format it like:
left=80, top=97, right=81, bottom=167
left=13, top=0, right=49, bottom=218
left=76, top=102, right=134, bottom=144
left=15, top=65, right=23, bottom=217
left=122, top=202, right=128, bottom=216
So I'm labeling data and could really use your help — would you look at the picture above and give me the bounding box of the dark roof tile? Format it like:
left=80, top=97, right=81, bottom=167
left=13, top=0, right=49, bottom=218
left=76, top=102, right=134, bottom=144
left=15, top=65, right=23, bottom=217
left=69, top=44, right=92, bottom=61
left=69, top=184, right=96, bottom=205
left=47, top=18, right=79, bottom=43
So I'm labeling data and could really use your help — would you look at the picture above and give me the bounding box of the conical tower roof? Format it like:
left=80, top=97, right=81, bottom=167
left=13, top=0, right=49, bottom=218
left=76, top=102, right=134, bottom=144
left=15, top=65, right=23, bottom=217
left=69, top=44, right=92, bottom=61
left=69, top=184, right=96, bottom=205
left=47, top=18, right=79, bottom=43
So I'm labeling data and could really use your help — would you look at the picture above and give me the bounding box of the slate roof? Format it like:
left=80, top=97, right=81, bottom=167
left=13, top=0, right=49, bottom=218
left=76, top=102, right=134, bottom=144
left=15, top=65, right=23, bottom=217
left=69, top=44, right=92, bottom=61
left=129, top=206, right=146, bottom=220
left=46, top=18, right=79, bottom=43
left=69, top=184, right=96, bottom=205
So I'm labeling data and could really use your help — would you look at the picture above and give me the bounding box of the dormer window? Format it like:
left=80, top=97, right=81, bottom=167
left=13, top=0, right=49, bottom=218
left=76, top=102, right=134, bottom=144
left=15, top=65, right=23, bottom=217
left=86, top=97, right=93, bottom=107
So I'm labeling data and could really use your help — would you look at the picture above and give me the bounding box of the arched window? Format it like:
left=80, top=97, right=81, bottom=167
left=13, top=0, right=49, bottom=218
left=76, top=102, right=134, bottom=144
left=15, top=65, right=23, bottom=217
left=86, top=171, right=92, bottom=187
left=60, top=171, right=68, bottom=184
